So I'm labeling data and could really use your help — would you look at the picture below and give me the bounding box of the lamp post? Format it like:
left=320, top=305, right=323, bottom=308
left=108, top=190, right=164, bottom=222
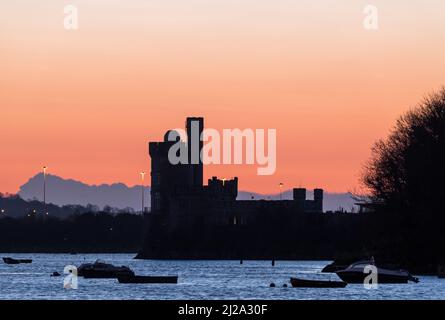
left=43, top=166, right=47, bottom=207
left=140, top=172, right=146, bottom=214
left=279, top=182, right=283, bottom=200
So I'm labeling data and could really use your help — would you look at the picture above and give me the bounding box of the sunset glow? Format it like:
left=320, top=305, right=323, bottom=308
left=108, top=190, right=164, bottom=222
left=2, top=0, right=445, bottom=194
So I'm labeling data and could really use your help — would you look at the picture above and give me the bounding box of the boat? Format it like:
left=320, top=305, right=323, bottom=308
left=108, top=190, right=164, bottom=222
left=290, top=277, right=347, bottom=288
left=336, top=260, right=419, bottom=284
left=77, top=260, right=134, bottom=279
left=3, top=257, right=33, bottom=264
left=118, top=275, right=178, bottom=284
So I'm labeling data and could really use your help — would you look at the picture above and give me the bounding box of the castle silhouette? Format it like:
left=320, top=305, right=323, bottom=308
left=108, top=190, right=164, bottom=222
left=137, top=117, right=325, bottom=259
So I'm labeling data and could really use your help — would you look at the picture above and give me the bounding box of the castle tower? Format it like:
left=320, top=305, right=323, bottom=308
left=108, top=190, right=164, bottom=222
left=293, top=188, right=306, bottom=202
left=149, top=130, right=188, bottom=214
left=293, top=188, right=306, bottom=211
left=186, top=117, right=204, bottom=188
left=314, top=188, right=324, bottom=212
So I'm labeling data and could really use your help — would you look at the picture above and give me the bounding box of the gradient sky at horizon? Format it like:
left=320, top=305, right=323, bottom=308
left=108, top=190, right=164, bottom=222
left=2, top=0, right=445, bottom=194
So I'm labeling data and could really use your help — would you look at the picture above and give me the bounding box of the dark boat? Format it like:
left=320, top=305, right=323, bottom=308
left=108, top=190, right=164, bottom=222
left=78, top=260, right=134, bottom=279
left=3, top=257, right=32, bottom=264
left=118, top=275, right=178, bottom=284
left=290, top=277, right=347, bottom=288
left=336, top=260, right=419, bottom=284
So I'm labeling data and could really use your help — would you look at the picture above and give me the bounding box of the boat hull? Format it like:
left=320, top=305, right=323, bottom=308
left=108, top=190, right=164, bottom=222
left=18, top=259, right=32, bottom=264
left=82, top=270, right=134, bottom=279
left=336, top=271, right=409, bottom=284
left=118, top=275, right=178, bottom=284
left=3, top=257, right=32, bottom=264
left=290, top=278, right=347, bottom=288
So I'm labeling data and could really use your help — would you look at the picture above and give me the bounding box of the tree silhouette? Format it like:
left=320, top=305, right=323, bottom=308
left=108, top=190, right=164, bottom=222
left=362, top=88, right=445, bottom=267
left=363, top=88, right=445, bottom=212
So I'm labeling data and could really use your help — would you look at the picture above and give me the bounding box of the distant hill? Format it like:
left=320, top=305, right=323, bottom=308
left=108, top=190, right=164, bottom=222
left=18, top=173, right=357, bottom=212
left=0, top=194, right=88, bottom=219
left=19, top=173, right=149, bottom=211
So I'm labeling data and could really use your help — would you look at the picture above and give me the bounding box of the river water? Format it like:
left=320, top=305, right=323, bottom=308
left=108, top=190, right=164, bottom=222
left=0, top=253, right=443, bottom=300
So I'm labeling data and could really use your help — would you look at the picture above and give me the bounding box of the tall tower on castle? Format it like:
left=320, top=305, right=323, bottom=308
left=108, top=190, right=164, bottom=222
left=186, top=117, right=204, bottom=188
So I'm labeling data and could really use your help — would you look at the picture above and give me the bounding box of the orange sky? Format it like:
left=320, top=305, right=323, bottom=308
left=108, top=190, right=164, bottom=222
left=1, top=0, right=445, bottom=194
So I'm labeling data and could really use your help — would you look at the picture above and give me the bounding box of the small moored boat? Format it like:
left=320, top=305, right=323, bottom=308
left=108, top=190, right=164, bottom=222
left=3, top=257, right=33, bottom=264
left=118, top=275, right=178, bottom=284
left=290, top=277, right=347, bottom=288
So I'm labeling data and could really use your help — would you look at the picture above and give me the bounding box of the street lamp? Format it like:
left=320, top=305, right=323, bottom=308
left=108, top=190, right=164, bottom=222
left=43, top=166, right=47, bottom=206
left=279, top=182, right=283, bottom=201
left=140, top=172, right=146, bottom=213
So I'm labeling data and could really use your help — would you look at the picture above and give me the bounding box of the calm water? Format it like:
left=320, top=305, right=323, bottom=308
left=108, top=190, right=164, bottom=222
left=0, top=253, right=443, bottom=300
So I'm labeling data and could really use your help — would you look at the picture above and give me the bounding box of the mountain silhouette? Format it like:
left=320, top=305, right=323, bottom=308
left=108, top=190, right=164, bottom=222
left=18, top=173, right=356, bottom=212
left=19, top=173, right=149, bottom=211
